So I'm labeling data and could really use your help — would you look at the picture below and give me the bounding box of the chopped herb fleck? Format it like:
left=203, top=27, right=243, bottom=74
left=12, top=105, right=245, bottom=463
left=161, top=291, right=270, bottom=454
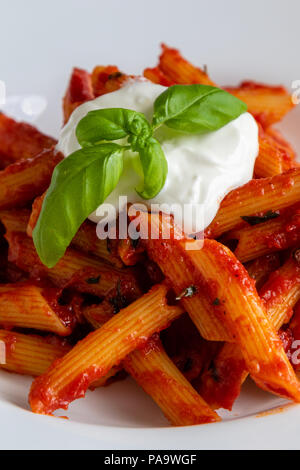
left=106, top=238, right=112, bottom=253
left=176, top=285, right=197, bottom=301
left=130, top=236, right=140, bottom=249
left=108, top=72, right=123, bottom=80
left=86, top=275, right=101, bottom=284
left=241, top=211, right=280, bottom=226
left=213, top=298, right=220, bottom=306
left=211, top=364, right=220, bottom=383
left=109, top=280, right=128, bottom=314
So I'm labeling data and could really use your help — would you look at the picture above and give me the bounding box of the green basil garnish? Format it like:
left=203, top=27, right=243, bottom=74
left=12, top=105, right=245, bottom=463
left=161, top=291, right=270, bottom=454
left=134, top=137, right=168, bottom=200
left=152, top=84, right=247, bottom=133
left=176, top=286, right=198, bottom=301
left=34, top=84, right=247, bottom=267
left=33, top=144, right=124, bottom=268
left=76, top=108, right=151, bottom=146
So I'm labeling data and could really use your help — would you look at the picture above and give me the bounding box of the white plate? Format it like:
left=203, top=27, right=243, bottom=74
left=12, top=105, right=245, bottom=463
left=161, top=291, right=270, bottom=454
left=1, top=0, right=300, bottom=450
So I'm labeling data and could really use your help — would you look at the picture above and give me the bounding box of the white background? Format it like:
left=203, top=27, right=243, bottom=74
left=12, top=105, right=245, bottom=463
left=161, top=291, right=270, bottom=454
left=0, top=0, right=299, bottom=139
left=1, top=0, right=300, bottom=450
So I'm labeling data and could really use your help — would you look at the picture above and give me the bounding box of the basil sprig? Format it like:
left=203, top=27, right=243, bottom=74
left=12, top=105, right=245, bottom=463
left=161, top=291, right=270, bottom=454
left=33, top=144, right=124, bottom=268
left=34, top=84, right=247, bottom=267
left=76, top=108, right=152, bottom=145
left=152, top=85, right=247, bottom=133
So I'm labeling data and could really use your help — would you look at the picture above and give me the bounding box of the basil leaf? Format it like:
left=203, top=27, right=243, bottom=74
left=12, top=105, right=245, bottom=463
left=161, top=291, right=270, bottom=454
left=152, top=84, right=247, bottom=133
left=33, top=144, right=123, bottom=268
left=135, top=137, right=168, bottom=200
left=76, top=108, right=152, bottom=146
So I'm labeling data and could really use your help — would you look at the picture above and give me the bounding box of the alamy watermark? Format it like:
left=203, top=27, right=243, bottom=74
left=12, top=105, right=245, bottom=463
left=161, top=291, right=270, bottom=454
left=94, top=197, right=204, bottom=250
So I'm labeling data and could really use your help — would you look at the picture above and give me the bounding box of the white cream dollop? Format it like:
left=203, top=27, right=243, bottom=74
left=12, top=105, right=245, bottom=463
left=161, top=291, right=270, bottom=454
left=57, top=80, right=259, bottom=233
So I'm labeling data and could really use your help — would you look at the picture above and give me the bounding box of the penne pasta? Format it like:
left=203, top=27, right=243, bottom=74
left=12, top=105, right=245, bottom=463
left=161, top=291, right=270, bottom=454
left=125, top=336, right=219, bottom=426
left=0, top=208, right=30, bottom=234
left=0, top=330, right=117, bottom=388
left=155, top=44, right=216, bottom=86
left=146, top=45, right=293, bottom=131
left=225, top=81, right=295, bottom=128
left=91, top=66, right=130, bottom=97
left=27, top=194, right=123, bottom=268
left=29, top=284, right=184, bottom=414
left=255, top=126, right=295, bottom=178
left=206, top=168, right=300, bottom=239
left=245, top=253, right=281, bottom=290
left=63, top=67, right=95, bottom=124
left=0, top=282, right=72, bottom=335
left=0, top=330, right=71, bottom=376
left=223, top=203, right=300, bottom=263
left=143, top=67, right=175, bottom=87
left=196, top=342, right=247, bottom=411
left=0, top=114, right=56, bottom=168
left=86, top=307, right=219, bottom=426
left=136, top=212, right=300, bottom=402
left=0, top=149, right=63, bottom=210
left=199, top=255, right=300, bottom=410
left=266, top=127, right=297, bottom=163
left=6, top=231, right=140, bottom=299
left=73, top=221, right=122, bottom=268
left=1, top=45, right=300, bottom=427
left=260, top=256, right=300, bottom=331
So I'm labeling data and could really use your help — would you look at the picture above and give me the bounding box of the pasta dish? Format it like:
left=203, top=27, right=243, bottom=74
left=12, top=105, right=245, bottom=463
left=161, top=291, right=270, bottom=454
left=0, top=45, right=300, bottom=427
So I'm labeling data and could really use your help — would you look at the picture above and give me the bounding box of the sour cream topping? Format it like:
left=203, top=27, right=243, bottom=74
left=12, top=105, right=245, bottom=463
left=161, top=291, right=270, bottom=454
left=57, top=79, right=259, bottom=233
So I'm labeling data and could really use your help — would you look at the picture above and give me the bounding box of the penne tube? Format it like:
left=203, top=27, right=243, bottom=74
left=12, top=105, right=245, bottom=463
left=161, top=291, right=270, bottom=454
left=199, top=255, right=300, bottom=410
left=156, top=44, right=216, bottom=86
left=27, top=193, right=122, bottom=268
left=0, top=330, right=71, bottom=376
left=223, top=204, right=300, bottom=263
left=136, top=212, right=300, bottom=402
left=125, top=336, right=219, bottom=426
left=0, top=282, right=72, bottom=335
left=129, top=212, right=231, bottom=342
left=195, top=342, right=247, bottom=411
left=91, top=66, right=130, bottom=97
left=0, top=329, right=117, bottom=387
left=0, top=149, right=63, bottom=210
left=63, top=67, right=94, bottom=124
left=0, top=113, right=56, bottom=168
left=260, top=257, right=300, bottom=331
left=84, top=295, right=219, bottom=426
left=245, top=253, right=281, bottom=290
left=266, top=127, right=297, bottom=163
left=29, top=284, right=184, bottom=414
left=73, top=222, right=122, bottom=268
left=206, top=168, right=300, bottom=239
left=0, top=208, right=30, bottom=233
left=225, top=81, right=295, bottom=128
left=146, top=45, right=293, bottom=130
left=6, top=231, right=140, bottom=299
left=255, top=127, right=295, bottom=178
left=143, top=67, right=175, bottom=87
